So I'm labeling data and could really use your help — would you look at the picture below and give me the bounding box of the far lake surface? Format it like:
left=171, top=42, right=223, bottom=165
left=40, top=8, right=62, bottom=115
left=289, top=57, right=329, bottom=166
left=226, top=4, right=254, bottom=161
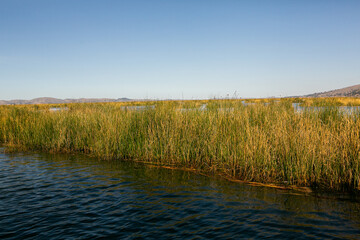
left=1, top=148, right=360, bottom=239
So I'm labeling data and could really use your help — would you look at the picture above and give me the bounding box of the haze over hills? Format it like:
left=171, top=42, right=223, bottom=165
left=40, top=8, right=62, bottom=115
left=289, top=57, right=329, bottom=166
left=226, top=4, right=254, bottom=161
left=0, top=97, right=133, bottom=105
left=304, top=84, right=360, bottom=98
left=1, top=84, right=360, bottom=105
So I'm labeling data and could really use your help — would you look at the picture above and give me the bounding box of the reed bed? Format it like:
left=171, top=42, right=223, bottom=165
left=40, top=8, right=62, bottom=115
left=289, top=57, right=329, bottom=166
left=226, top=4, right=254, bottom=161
left=0, top=98, right=359, bottom=192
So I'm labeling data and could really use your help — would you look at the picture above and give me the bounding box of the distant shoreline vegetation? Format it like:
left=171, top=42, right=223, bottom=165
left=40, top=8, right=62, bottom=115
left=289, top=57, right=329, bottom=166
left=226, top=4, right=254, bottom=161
left=1, top=98, right=360, bottom=193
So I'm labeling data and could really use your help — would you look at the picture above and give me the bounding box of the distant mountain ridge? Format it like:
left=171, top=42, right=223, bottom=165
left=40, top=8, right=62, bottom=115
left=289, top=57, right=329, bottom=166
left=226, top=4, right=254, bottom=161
left=2, top=85, right=360, bottom=105
left=305, top=84, right=360, bottom=97
left=0, top=97, right=133, bottom=105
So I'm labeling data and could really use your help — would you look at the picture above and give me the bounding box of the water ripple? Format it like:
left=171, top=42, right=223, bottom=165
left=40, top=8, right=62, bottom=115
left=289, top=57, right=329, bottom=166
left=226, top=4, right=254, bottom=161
left=0, top=150, right=360, bottom=239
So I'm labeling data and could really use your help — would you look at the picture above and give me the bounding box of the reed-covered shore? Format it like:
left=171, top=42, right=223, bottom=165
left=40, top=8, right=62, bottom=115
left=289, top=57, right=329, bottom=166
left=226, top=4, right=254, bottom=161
left=1, top=98, right=360, bottom=192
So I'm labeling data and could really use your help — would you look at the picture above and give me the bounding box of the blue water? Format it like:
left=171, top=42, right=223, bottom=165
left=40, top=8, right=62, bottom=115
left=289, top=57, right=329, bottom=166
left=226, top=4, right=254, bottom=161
left=1, top=149, right=360, bottom=239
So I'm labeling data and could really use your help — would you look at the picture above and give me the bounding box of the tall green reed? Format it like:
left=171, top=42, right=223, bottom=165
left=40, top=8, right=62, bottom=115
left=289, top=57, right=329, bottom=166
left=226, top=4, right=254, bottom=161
left=0, top=99, right=359, bottom=192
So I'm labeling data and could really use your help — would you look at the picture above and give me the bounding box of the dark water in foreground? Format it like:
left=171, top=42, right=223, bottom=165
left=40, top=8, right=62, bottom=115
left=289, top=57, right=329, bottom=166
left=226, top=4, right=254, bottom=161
left=1, top=149, right=360, bottom=239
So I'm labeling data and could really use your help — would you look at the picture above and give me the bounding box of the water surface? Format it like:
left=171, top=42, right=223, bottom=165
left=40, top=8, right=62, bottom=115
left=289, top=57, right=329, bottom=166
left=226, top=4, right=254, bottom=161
left=0, top=149, right=359, bottom=239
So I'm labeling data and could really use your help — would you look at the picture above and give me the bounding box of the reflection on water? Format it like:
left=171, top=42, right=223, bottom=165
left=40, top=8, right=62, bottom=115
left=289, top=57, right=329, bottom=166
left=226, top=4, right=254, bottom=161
left=120, top=105, right=156, bottom=111
left=0, top=149, right=360, bottom=239
left=49, top=107, right=69, bottom=112
left=118, top=102, right=360, bottom=115
left=292, top=103, right=360, bottom=114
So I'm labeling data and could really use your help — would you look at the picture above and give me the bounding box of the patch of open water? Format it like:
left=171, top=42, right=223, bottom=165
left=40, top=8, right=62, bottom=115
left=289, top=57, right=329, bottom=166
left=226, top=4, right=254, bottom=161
left=0, top=149, right=359, bottom=239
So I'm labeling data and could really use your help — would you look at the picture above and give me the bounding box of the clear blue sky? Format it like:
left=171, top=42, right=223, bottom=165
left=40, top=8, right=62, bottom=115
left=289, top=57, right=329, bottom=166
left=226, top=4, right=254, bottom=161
left=1, top=0, right=359, bottom=100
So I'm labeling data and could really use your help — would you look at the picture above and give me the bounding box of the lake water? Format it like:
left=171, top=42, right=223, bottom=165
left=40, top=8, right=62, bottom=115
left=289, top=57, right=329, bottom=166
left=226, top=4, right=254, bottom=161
left=49, top=107, right=69, bottom=112
left=292, top=103, right=360, bottom=114
left=1, top=149, right=360, bottom=239
left=117, top=103, right=360, bottom=115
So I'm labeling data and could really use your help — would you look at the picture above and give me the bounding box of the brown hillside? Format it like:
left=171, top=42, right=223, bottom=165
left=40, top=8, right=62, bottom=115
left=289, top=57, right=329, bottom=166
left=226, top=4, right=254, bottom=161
left=305, top=84, right=360, bottom=97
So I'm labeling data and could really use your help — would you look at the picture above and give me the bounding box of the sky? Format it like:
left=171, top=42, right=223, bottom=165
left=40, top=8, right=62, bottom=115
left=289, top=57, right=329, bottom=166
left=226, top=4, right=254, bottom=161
left=0, top=0, right=360, bottom=100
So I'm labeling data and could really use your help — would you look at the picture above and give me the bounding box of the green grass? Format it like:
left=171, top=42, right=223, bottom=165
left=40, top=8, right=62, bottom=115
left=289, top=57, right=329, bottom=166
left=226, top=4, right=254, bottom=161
left=1, top=98, right=360, bottom=192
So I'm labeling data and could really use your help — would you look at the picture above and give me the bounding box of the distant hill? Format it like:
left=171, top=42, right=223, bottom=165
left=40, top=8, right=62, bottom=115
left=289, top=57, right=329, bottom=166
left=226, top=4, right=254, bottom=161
left=0, top=97, right=134, bottom=105
left=305, top=84, right=360, bottom=98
